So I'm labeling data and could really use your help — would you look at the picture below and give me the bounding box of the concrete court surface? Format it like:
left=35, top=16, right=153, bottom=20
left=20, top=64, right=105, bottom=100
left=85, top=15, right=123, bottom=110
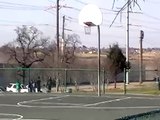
left=0, top=93, right=160, bottom=120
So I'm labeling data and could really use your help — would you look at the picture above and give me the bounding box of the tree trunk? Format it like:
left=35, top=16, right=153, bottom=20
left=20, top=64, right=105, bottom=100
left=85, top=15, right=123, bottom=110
left=114, top=76, right=117, bottom=88
left=22, top=69, right=26, bottom=84
left=56, top=78, right=59, bottom=92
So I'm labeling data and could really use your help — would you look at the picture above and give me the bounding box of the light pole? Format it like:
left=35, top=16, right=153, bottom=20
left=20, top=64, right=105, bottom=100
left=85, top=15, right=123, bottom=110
left=79, top=4, right=103, bottom=96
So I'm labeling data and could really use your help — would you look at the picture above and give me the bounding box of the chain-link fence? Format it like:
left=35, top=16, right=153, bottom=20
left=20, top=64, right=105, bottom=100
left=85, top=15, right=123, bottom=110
left=0, top=68, right=159, bottom=93
left=0, top=68, right=105, bottom=89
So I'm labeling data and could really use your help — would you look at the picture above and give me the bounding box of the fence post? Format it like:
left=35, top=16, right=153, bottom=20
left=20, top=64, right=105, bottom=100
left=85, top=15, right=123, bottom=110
left=29, top=68, right=31, bottom=84
left=124, top=68, right=127, bottom=94
left=65, top=68, right=67, bottom=92
left=102, top=68, right=105, bottom=94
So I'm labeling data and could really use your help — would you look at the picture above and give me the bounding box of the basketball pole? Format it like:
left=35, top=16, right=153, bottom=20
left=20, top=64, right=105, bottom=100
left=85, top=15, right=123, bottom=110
left=78, top=4, right=102, bottom=96
left=97, top=25, right=101, bottom=96
left=84, top=24, right=101, bottom=96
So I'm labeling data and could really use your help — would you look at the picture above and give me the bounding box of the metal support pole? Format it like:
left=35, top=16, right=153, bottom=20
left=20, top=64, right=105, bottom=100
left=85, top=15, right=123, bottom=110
left=97, top=25, right=101, bottom=96
left=139, top=30, right=144, bottom=84
left=56, top=0, right=60, bottom=92
left=103, top=68, right=105, bottom=94
left=124, top=68, right=127, bottom=94
left=65, top=68, right=67, bottom=92
left=29, top=68, right=31, bottom=83
left=62, top=16, right=65, bottom=40
left=62, top=16, right=65, bottom=56
left=139, top=37, right=142, bottom=84
left=126, top=0, right=130, bottom=84
left=56, top=0, right=60, bottom=67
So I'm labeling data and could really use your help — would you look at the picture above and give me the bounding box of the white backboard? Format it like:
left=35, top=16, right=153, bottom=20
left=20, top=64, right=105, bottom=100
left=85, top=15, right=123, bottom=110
left=79, top=4, right=102, bottom=26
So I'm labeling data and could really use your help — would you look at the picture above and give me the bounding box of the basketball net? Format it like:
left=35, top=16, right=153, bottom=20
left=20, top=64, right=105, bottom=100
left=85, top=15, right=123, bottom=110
left=84, top=26, right=91, bottom=35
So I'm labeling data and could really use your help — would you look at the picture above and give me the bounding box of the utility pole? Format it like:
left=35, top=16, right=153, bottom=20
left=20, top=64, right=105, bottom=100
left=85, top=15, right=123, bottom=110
left=139, top=30, right=144, bottom=84
left=56, top=0, right=60, bottom=92
left=62, top=16, right=65, bottom=41
left=56, top=0, right=60, bottom=67
left=62, top=15, right=65, bottom=55
left=126, top=0, right=130, bottom=84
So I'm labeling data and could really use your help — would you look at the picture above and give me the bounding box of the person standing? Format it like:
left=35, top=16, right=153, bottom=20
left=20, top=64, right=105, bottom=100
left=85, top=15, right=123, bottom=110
left=32, top=80, right=36, bottom=92
left=37, top=76, right=41, bottom=92
left=47, top=77, right=52, bottom=93
left=16, top=80, right=21, bottom=93
left=28, top=80, right=33, bottom=92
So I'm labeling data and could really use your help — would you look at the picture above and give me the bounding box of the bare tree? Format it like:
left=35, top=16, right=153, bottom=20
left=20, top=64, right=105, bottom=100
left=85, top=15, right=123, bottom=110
left=61, top=33, right=81, bottom=68
left=42, top=41, right=57, bottom=68
left=6, top=25, right=50, bottom=84
left=58, top=33, right=81, bottom=92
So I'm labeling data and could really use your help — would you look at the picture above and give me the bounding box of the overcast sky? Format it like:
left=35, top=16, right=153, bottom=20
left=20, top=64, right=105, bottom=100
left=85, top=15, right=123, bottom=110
left=0, top=0, right=159, bottom=48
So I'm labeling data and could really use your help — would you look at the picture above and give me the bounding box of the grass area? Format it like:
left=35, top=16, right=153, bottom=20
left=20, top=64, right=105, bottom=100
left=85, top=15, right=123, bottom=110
left=69, top=89, right=160, bottom=95
left=105, top=85, right=160, bottom=95
left=67, top=87, right=160, bottom=95
left=76, top=53, right=106, bottom=58
left=125, top=88, right=160, bottom=95
left=55, top=82, right=160, bottom=95
left=65, top=82, right=160, bottom=95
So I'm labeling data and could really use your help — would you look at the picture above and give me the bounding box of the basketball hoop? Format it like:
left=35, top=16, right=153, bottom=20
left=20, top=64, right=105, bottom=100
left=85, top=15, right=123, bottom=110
left=78, top=4, right=102, bottom=26
left=79, top=4, right=102, bottom=36
left=84, top=26, right=91, bottom=35
left=78, top=4, right=103, bottom=97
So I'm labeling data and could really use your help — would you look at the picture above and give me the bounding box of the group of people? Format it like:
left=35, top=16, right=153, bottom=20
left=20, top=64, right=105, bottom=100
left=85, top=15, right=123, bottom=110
left=28, top=76, right=53, bottom=93
left=15, top=76, right=54, bottom=93
left=28, top=76, right=41, bottom=92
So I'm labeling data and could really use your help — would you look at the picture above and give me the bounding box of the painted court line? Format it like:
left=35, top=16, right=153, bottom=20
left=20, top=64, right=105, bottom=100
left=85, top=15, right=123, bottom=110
left=16, top=95, right=160, bottom=110
left=87, top=105, right=160, bottom=110
left=17, top=95, right=133, bottom=109
left=17, top=95, right=69, bottom=106
left=16, top=103, right=160, bottom=110
left=0, top=104, right=19, bottom=107
left=83, top=97, right=131, bottom=107
left=33, top=101, right=85, bottom=106
left=0, top=113, right=23, bottom=120
left=130, top=96, right=160, bottom=100
left=22, top=119, right=45, bottom=120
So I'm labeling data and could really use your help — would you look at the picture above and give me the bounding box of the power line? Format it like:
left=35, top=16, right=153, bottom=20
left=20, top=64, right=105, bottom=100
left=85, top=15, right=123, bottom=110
left=0, top=1, right=49, bottom=11
left=143, top=13, right=160, bottom=21
left=0, top=5, right=44, bottom=10
left=74, top=0, right=120, bottom=12
left=0, top=23, right=56, bottom=27
left=0, top=1, right=45, bottom=8
left=74, top=0, right=87, bottom=5
left=147, top=0, right=160, bottom=5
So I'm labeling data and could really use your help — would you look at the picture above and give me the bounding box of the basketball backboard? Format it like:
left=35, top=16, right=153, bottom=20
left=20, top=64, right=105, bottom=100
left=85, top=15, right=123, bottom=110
left=78, top=4, right=102, bottom=27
